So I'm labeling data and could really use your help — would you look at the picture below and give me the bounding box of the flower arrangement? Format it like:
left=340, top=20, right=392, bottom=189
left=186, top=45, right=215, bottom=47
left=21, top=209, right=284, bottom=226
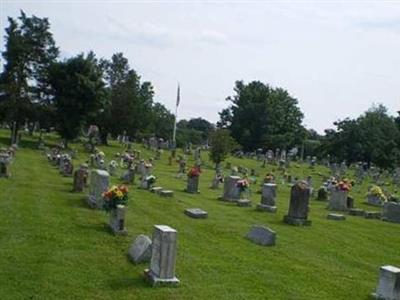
left=187, top=166, right=201, bottom=178
left=216, top=174, right=224, bottom=183
left=146, top=175, right=156, bottom=185
left=236, top=179, right=250, bottom=192
left=102, top=185, right=128, bottom=212
left=369, top=185, right=387, bottom=202
left=335, top=178, right=352, bottom=192
left=264, top=173, right=275, bottom=183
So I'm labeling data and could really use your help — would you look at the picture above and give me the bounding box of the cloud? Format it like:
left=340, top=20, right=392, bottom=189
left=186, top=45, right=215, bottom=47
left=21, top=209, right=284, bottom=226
left=356, top=18, right=400, bottom=33
left=197, top=30, right=228, bottom=45
left=104, top=15, right=172, bottom=48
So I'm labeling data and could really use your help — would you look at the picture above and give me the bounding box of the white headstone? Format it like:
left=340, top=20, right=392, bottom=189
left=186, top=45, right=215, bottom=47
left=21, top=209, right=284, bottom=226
left=87, top=169, right=109, bottom=209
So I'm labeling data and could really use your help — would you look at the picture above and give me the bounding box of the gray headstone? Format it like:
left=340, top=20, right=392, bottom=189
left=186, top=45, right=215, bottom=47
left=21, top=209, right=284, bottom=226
left=365, top=211, right=382, bottom=219
left=246, top=225, right=276, bottom=246
left=283, top=181, right=311, bottom=226
left=222, top=176, right=241, bottom=201
left=382, top=202, right=400, bottom=224
left=184, top=208, right=208, bottom=219
left=367, top=195, right=384, bottom=207
left=87, top=169, right=109, bottom=209
left=129, top=235, right=152, bottom=264
left=261, top=183, right=277, bottom=206
left=109, top=205, right=127, bottom=235
left=160, top=190, right=174, bottom=197
left=327, top=213, right=346, bottom=221
left=328, top=190, right=348, bottom=211
left=186, top=176, right=200, bottom=193
left=372, top=265, right=400, bottom=300
left=150, top=186, right=163, bottom=193
left=145, top=225, right=180, bottom=286
left=237, top=199, right=252, bottom=207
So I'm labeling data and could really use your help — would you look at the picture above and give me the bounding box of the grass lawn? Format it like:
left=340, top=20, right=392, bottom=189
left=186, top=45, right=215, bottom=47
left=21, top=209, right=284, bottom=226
left=0, top=129, right=399, bottom=300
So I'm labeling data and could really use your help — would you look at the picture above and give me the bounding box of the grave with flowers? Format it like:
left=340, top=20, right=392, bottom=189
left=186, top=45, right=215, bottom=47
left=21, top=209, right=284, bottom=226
left=185, top=166, right=201, bottom=193
left=102, top=185, right=129, bottom=235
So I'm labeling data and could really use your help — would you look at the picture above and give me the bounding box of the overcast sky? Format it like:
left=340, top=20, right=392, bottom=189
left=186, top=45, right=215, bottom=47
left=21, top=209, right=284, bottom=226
left=1, top=1, right=400, bottom=133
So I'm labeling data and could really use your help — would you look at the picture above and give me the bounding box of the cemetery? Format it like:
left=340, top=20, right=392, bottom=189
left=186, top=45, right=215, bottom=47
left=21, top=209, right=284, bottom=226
left=2, top=4, right=400, bottom=300
left=1, top=129, right=400, bottom=299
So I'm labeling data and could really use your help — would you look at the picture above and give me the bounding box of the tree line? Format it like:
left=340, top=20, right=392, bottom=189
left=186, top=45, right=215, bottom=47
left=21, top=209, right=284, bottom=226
left=1, top=11, right=399, bottom=169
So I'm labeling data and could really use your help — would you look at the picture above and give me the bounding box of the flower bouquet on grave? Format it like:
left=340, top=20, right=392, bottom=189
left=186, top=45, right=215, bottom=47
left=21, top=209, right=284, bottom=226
left=368, top=185, right=387, bottom=202
left=335, top=178, right=352, bottom=192
left=146, top=175, right=156, bottom=187
left=187, top=166, right=201, bottom=178
left=236, top=179, right=250, bottom=198
left=102, top=185, right=129, bottom=212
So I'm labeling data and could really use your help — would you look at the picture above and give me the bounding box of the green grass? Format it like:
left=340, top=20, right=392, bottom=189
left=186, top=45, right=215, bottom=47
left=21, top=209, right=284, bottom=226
left=0, top=129, right=399, bottom=299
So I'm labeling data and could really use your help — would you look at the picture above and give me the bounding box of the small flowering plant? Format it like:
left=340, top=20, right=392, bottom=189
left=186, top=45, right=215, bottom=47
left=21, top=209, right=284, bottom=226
left=236, top=179, right=250, bottom=192
left=187, top=166, right=201, bottom=178
left=102, top=185, right=129, bottom=212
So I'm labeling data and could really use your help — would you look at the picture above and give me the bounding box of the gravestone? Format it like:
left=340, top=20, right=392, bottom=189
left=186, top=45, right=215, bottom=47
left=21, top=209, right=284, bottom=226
left=382, top=202, right=400, bottom=224
left=121, top=167, right=135, bottom=184
left=221, top=176, right=241, bottom=202
left=257, top=183, right=277, bottom=213
left=128, top=234, right=152, bottom=264
left=327, top=213, right=346, bottom=221
left=328, top=190, right=348, bottom=211
left=237, top=199, right=252, bottom=207
left=367, top=195, right=384, bottom=207
left=144, top=225, right=180, bottom=286
left=73, top=164, right=89, bottom=192
left=109, top=205, right=128, bottom=235
left=160, top=190, right=174, bottom=197
left=184, top=208, right=208, bottom=219
left=365, top=211, right=382, bottom=219
left=372, top=265, right=400, bottom=300
left=283, top=181, right=311, bottom=226
left=87, top=169, right=109, bottom=209
left=150, top=186, right=163, bottom=193
left=246, top=225, right=276, bottom=246
left=186, top=176, right=199, bottom=193
left=0, top=153, right=12, bottom=178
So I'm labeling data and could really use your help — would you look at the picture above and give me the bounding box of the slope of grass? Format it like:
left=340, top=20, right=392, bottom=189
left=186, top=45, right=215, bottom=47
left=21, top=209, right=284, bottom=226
left=0, top=129, right=399, bottom=300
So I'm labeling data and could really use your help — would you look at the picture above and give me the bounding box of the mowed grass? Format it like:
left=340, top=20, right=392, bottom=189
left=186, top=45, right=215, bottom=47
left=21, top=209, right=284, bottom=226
left=0, top=129, right=399, bottom=300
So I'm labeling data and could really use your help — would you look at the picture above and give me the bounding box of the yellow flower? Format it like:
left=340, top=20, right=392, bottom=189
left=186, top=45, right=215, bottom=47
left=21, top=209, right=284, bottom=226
left=116, top=190, right=123, bottom=198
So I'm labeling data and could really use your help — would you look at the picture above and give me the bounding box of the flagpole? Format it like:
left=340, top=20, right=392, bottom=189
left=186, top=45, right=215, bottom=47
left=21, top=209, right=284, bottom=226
left=172, top=83, right=179, bottom=149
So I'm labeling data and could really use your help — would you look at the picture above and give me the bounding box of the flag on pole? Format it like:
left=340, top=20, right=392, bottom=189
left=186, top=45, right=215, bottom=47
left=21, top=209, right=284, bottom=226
left=176, top=84, right=180, bottom=107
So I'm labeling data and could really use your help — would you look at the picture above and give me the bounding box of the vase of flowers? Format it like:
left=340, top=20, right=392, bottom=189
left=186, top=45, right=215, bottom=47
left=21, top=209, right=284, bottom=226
left=102, top=185, right=129, bottom=212
left=236, top=179, right=250, bottom=199
left=102, top=185, right=129, bottom=235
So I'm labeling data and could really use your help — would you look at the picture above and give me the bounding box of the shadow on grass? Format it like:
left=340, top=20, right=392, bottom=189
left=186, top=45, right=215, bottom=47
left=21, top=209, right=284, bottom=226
left=0, top=136, right=35, bottom=150
left=75, top=222, right=109, bottom=234
left=108, top=275, right=149, bottom=290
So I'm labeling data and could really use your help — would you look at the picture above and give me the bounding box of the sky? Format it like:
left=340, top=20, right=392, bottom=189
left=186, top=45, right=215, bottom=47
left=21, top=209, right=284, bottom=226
left=1, top=0, right=400, bottom=133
